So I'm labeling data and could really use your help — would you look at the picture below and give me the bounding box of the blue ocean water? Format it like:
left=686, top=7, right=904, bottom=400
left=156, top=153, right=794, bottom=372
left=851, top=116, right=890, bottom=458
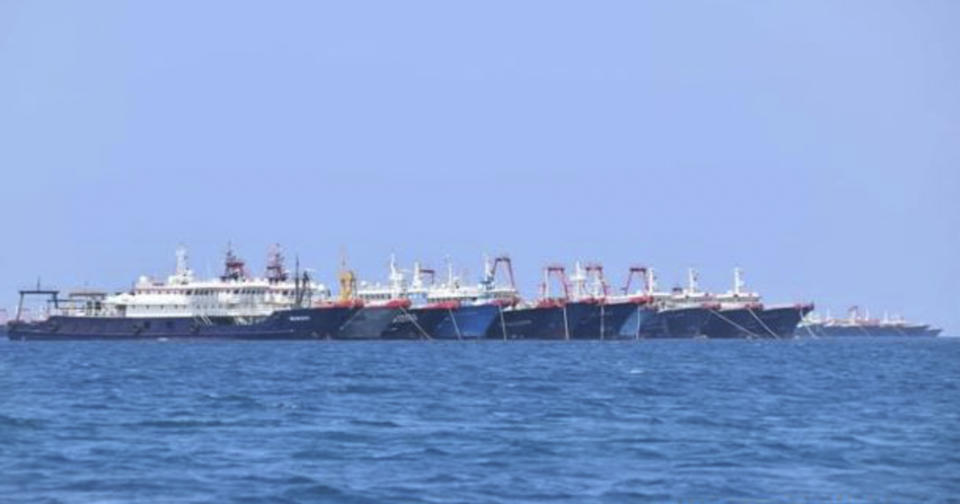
left=1, top=338, right=957, bottom=503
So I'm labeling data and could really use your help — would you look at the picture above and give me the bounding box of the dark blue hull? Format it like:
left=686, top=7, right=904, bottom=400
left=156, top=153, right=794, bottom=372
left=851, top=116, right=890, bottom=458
left=335, top=307, right=405, bottom=340
left=757, top=305, right=812, bottom=338
left=432, top=304, right=499, bottom=340
left=381, top=307, right=451, bottom=340
left=798, top=324, right=939, bottom=338
left=5, top=307, right=354, bottom=341
left=621, top=306, right=710, bottom=338
left=616, top=306, right=659, bottom=339
left=486, top=302, right=594, bottom=340
left=702, top=308, right=766, bottom=338
left=570, top=301, right=645, bottom=339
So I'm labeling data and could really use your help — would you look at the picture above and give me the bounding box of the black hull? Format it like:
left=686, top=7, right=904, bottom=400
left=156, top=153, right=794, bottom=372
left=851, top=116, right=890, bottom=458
left=702, top=308, right=778, bottom=338
left=380, top=307, right=451, bottom=340
left=659, top=307, right=711, bottom=338
left=569, top=301, right=644, bottom=339
left=621, top=306, right=710, bottom=339
left=335, top=307, right=405, bottom=340
left=486, top=302, right=594, bottom=340
left=757, top=305, right=812, bottom=338
left=432, top=304, right=499, bottom=340
left=5, top=307, right=354, bottom=341
left=799, top=324, right=941, bottom=338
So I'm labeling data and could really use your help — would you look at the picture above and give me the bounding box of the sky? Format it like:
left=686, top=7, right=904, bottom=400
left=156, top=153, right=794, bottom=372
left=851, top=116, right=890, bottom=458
left=0, top=1, right=957, bottom=332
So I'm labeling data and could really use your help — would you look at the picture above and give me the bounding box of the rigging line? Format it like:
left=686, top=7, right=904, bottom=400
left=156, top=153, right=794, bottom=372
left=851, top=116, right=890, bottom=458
left=498, top=304, right=508, bottom=341
left=748, top=308, right=780, bottom=339
left=599, top=303, right=605, bottom=340
left=634, top=305, right=643, bottom=340
left=448, top=307, right=462, bottom=340
left=400, top=306, right=433, bottom=341
left=336, top=305, right=366, bottom=335
left=708, top=309, right=761, bottom=339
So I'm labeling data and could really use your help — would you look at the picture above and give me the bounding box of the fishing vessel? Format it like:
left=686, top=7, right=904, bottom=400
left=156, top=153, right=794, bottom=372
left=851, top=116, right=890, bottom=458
left=355, top=257, right=444, bottom=339
left=565, top=262, right=653, bottom=339
left=699, top=268, right=813, bottom=339
left=6, top=245, right=359, bottom=340
left=324, top=259, right=410, bottom=340
left=756, top=302, right=815, bottom=338
left=422, top=256, right=519, bottom=339
left=798, top=307, right=941, bottom=337
left=699, top=268, right=765, bottom=338
left=355, top=255, right=520, bottom=340
left=486, top=264, right=594, bottom=340
left=618, top=267, right=714, bottom=338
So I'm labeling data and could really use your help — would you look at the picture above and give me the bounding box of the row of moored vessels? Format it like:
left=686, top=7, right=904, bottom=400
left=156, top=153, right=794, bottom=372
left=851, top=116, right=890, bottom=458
left=796, top=307, right=942, bottom=338
left=1, top=244, right=825, bottom=341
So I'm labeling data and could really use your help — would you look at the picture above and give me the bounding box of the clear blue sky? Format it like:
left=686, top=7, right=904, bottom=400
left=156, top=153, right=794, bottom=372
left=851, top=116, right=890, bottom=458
left=1, top=1, right=957, bottom=331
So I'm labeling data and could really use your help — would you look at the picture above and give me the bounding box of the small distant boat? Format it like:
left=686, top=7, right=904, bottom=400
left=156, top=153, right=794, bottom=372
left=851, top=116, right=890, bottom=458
left=797, top=307, right=941, bottom=337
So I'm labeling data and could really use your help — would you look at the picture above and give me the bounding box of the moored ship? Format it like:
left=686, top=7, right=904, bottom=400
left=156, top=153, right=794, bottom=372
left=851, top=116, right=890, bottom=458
left=486, top=264, right=593, bottom=340
left=355, top=257, right=437, bottom=339
left=699, top=268, right=765, bottom=338
left=798, top=307, right=941, bottom=338
left=566, top=262, right=653, bottom=339
left=700, top=268, right=814, bottom=339
left=321, top=259, right=410, bottom=340
left=6, top=245, right=360, bottom=340
left=356, top=255, right=518, bottom=340
left=422, top=256, right=519, bottom=339
left=618, top=267, right=713, bottom=338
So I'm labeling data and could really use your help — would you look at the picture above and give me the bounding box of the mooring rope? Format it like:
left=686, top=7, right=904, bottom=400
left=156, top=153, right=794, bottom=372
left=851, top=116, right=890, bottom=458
left=447, top=307, right=462, bottom=340
left=498, top=304, right=508, bottom=341
left=708, top=309, right=761, bottom=339
left=400, top=306, right=433, bottom=341
left=747, top=308, right=781, bottom=339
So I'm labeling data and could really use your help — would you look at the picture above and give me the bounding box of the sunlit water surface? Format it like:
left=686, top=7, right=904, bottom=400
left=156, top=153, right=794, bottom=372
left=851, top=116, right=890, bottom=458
left=1, top=337, right=957, bottom=503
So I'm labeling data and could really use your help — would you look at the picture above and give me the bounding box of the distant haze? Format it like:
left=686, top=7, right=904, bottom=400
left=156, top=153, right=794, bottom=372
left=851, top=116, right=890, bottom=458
left=0, top=1, right=957, bottom=332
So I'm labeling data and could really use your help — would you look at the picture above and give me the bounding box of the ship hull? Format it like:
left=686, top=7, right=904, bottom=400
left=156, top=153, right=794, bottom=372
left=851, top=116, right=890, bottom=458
left=5, top=307, right=354, bottom=341
left=620, top=306, right=710, bottom=338
left=616, top=306, right=659, bottom=339
left=800, top=324, right=941, bottom=338
left=380, top=307, right=450, bottom=340
left=432, top=304, right=499, bottom=340
left=756, top=305, right=813, bottom=338
left=570, top=301, right=645, bottom=339
left=702, top=308, right=769, bottom=338
left=335, top=306, right=405, bottom=340
left=486, top=302, right=593, bottom=340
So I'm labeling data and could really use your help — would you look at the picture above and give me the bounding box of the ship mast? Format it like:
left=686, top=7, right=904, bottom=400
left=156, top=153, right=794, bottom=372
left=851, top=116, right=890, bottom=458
left=266, top=243, right=289, bottom=283
left=622, top=265, right=648, bottom=295
left=569, top=261, right=587, bottom=299
left=686, top=267, right=700, bottom=295
left=540, top=264, right=570, bottom=300
left=221, top=242, right=248, bottom=281
left=733, top=267, right=744, bottom=296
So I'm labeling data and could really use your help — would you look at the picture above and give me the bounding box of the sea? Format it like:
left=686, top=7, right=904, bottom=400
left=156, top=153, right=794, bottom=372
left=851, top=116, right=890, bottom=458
left=1, top=337, right=957, bottom=503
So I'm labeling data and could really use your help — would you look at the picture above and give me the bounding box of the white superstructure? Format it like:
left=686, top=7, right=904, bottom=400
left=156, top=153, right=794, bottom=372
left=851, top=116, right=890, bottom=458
left=425, top=256, right=519, bottom=305
left=356, top=255, right=519, bottom=307
left=64, top=245, right=329, bottom=319
left=710, top=267, right=762, bottom=308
